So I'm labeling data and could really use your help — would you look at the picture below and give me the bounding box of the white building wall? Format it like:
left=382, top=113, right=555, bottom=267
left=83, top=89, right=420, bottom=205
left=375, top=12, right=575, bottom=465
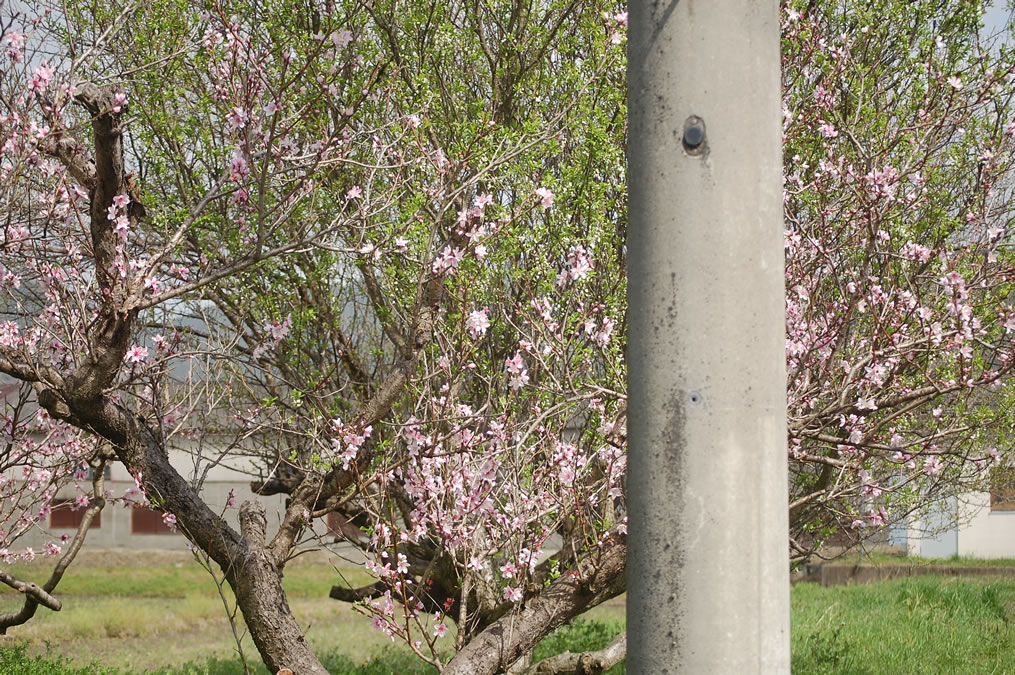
left=903, top=492, right=1015, bottom=559
left=957, top=491, right=1015, bottom=558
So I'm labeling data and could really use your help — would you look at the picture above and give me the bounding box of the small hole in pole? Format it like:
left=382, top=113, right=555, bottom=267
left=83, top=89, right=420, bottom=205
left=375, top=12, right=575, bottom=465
left=682, top=115, right=706, bottom=155
left=684, top=125, right=704, bottom=147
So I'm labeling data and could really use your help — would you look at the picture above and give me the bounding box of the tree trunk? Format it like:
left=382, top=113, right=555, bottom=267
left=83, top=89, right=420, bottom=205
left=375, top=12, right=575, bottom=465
left=230, top=548, right=328, bottom=675
left=36, top=394, right=330, bottom=674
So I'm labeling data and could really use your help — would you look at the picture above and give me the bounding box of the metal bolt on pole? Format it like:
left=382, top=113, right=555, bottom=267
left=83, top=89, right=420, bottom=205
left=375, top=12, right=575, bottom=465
left=627, top=0, right=790, bottom=672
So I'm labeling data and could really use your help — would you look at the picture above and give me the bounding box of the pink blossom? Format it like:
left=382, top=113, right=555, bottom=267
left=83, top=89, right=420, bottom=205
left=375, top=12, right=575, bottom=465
left=30, top=63, right=53, bottom=93
left=331, top=30, right=352, bottom=49
left=269, top=315, right=292, bottom=342
left=228, top=154, right=249, bottom=182
left=947, top=76, right=963, bottom=90
left=900, top=242, right=932, bottom=262
left=162, top=512, right=177, bottom=530
left=535, top=187, right=555, bottom=208
left=433, top=245, right=465, bottom=275
left=347, top=185, right=362, bottom=199
left=558, top=465, right=576, bottom=486
left=226, top=107, right=247, bottom=130
left=562, top=245, right=594, bottom=285
left=818, top=122, right=838, bottom=138
left=503, top=586, right=523, bottom=603
left=126, top=345, right=149, bottom=363
left=855, top=395, right=877, bottom=411
left=112, top=194, right=130, bottom=209
left=434, top=622, right=448, bottom=638
left=0, top=322, right=21, bottom=348
left=114, top=215, right=130, bottom=241
left=593, top=317, right=614, bottom=347
left=359, top=243, right=381, bottom=260
left=505, top=352, right=525, bottom=375
left=868, top=509, right=887, bottom=527
left=466, top=309, right=490, bottom=338
left=372, top=616, right=391, bottom=635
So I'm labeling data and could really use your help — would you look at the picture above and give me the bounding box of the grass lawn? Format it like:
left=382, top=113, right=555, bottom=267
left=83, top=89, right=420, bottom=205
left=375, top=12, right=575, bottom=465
left=0, top=551, right=625, bottom=673
left=8, top=550, right=1015, bottom=673
left=833, top=552, right=1015, bottom=567
left=793, top=576, right=1015, bottom=674
left=0, top=552, right=400, bottom=672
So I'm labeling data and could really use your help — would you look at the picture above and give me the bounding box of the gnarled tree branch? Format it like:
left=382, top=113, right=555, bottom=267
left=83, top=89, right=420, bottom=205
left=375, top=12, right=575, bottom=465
left=521, top=631, right=626, bottom=674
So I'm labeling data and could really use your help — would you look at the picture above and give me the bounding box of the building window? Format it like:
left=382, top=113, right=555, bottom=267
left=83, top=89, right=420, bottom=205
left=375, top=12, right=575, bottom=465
left=131, top=506, right=176, bottom=534
left=50, top=499, right=101, bottom=529
left=991, top=489, right=1015, bottom=512
left=991, top=471, right=1015, bottom=512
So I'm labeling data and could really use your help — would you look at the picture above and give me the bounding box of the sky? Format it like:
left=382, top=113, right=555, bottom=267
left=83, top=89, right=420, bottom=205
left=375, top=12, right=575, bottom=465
left=984, top=1, right=1014, bottom=41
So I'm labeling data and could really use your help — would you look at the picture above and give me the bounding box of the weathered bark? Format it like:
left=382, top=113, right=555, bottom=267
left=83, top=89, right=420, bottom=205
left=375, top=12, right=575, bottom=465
left=442, top=534, right=626, bottom=675
left=43, top=391, right=330, bottom=674
left=521, top=632, right=626, bottom=674
left=229, top=501, right=327, bottom=675
left=0, top=572, right=62, bottom=612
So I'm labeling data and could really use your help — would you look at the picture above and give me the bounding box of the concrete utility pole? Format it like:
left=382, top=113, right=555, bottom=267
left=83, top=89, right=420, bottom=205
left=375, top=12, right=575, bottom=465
left=627, top=0, right=790, bottom=672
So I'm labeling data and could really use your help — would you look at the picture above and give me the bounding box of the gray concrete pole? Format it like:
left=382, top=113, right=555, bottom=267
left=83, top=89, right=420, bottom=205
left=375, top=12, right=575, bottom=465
left=626, top=0, right=790, bottom=672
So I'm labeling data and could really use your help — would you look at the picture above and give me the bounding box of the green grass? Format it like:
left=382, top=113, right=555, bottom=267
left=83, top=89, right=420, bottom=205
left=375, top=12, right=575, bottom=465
left=0, top=556, right=626, bottom=673
left=15, top=555, right=1015, bottom=674
left=0, top=620, right=627, bottom=675
left=531, top=620, right=625, bottom=674
left=0, top=560, right=374, bottom=601
left=0, top=644, right=435, bottom=675
left=0, top=558, right=399, bottom=671
left=793, top=576, right=1015, bottom=674
left=834, top=552, right=1015, bottom=567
